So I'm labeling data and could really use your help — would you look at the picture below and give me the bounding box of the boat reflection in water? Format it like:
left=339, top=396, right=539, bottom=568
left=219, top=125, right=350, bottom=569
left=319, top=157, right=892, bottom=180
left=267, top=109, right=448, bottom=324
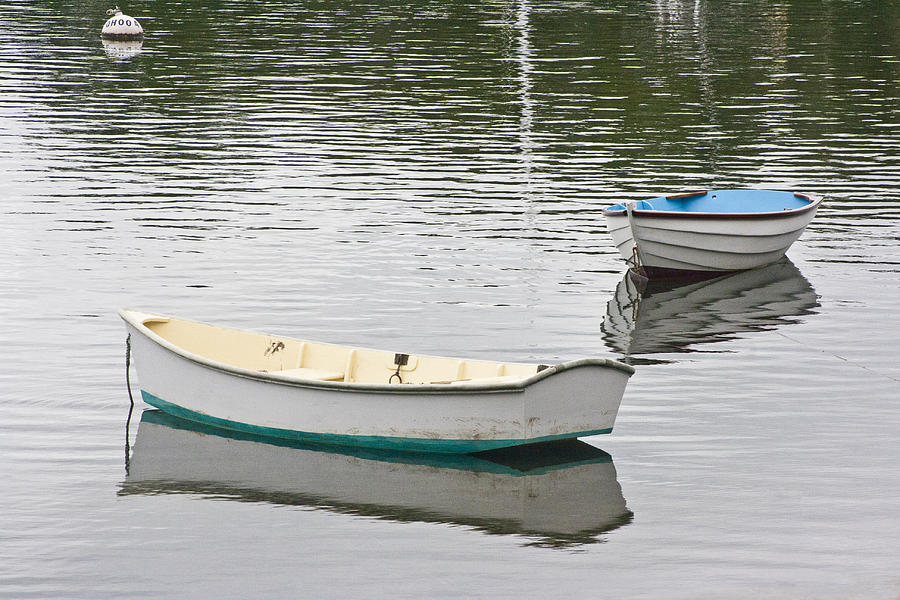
left=603, top=259, right=819, bottom=363
left=121, top=410, right=632, bottom=548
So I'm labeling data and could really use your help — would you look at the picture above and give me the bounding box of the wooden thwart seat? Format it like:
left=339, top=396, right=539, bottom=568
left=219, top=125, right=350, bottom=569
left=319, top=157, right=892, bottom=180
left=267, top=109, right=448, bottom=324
left=274, top=367, right=345, bottom=381
left=447, top=375, right=527, bottom=385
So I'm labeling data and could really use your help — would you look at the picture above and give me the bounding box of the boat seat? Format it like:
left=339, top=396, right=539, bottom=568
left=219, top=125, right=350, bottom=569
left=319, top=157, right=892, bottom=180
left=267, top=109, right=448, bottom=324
left=273, top=367, right=345, bottom=381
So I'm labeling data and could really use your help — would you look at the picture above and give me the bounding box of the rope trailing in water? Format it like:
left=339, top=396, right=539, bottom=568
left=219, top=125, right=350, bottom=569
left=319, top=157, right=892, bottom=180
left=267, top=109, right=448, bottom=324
left=774, top=330, right=900, bottom=384
left=125, top=333, right=135, bottom=408
left=125, top=334, right=134, bottom=475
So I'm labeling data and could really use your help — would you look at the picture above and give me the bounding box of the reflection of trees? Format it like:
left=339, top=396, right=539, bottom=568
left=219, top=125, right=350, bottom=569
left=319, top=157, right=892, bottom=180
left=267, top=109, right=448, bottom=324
left=9, top=0, right=896, bottom=192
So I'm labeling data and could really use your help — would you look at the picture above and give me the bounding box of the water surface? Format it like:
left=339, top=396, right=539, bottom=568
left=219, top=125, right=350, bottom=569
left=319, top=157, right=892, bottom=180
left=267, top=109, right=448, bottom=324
left=1, top=0, right=898, bottom=598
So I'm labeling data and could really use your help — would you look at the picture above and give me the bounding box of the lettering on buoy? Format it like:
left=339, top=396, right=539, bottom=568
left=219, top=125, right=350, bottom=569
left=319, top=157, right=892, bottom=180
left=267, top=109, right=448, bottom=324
left=101, top=6, right=143, bottom=41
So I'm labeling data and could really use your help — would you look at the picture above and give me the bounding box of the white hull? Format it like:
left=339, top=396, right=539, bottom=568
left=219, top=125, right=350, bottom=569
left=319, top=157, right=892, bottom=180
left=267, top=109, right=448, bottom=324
left=122, top=310, right=634, bottom=453
left=124, top=410, right=632, bottom=543
left=604, top=192, right=821, bottom=274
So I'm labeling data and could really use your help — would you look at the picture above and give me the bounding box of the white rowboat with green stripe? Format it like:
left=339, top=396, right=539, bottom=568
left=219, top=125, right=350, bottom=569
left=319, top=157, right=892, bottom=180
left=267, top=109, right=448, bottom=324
left=120, top=309, right=634, bottom=453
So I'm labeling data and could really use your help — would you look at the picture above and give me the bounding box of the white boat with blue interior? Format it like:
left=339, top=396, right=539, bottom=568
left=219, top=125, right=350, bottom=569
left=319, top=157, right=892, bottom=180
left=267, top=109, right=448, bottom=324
left=604, top=189, right=822, bottom=277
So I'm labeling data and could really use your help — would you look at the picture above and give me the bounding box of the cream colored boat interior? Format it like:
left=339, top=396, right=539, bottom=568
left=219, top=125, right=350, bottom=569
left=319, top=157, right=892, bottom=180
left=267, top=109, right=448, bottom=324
left=143, top=315, right=543, bottom=385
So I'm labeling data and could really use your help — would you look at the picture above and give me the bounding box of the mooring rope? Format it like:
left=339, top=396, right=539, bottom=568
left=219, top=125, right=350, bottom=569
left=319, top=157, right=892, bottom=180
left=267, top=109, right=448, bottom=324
left=774, top=330, right=900, bottom=384
left=125, top=334, right=134, bottom=475
left=125, top=333, right=135, bottom=407
left=624, top=201, right=647, bottom=278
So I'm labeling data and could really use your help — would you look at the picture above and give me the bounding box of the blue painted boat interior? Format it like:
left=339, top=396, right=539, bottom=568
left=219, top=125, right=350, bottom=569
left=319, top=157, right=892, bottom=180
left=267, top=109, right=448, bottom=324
left=606, top=189, right=811, bottom=214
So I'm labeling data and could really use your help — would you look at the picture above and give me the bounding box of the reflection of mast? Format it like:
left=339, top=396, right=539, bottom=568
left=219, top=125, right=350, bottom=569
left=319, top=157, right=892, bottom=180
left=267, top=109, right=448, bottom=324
left=516, top=0, right=534, bottom=189
left=515, top=0, right=542, bottom=325
left=651, top=0, right=718, bottom=162
left=692, top=0, right=719, bottom=162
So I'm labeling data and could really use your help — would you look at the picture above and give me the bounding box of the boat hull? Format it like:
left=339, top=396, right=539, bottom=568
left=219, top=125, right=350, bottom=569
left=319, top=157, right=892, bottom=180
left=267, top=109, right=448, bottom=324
left=604, top=190, right=821, bottom=275
left=124, top=318, right=633, bottom=453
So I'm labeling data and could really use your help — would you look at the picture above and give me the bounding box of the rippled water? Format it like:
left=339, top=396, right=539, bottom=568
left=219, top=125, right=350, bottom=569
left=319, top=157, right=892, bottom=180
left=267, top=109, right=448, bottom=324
left=1, top=0, right=898, bottom=597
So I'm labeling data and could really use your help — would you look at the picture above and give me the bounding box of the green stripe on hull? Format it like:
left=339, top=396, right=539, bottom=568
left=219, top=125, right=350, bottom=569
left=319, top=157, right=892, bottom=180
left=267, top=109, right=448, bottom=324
left=140, top=391, right=613, bottom=454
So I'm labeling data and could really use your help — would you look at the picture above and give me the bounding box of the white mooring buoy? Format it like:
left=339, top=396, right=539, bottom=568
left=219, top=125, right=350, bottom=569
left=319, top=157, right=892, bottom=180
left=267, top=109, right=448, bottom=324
left=101, top=7, right=143, bottom=41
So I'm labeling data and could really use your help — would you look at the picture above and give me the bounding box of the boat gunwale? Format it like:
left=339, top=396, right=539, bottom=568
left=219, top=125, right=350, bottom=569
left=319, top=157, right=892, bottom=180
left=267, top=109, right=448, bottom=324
left=119, top=309, right=635, bottom=394
left=602, top=191, right=822, bottom=220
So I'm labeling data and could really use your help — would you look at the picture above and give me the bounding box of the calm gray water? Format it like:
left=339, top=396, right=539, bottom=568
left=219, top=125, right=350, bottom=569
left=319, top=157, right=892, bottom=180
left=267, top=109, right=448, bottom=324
left=1, top=0, right=899, bottom=597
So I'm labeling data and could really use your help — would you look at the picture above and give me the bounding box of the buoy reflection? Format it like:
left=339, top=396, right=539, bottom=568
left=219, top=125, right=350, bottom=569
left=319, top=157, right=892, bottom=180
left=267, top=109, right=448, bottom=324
left=102, top=39, right=142, bottom=59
